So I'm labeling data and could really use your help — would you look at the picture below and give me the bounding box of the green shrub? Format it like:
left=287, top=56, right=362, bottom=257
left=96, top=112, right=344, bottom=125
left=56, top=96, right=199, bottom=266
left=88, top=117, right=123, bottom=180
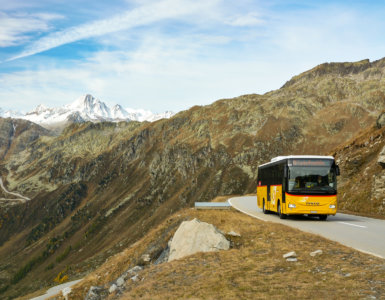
left=55, top=245, right=72, bottom=263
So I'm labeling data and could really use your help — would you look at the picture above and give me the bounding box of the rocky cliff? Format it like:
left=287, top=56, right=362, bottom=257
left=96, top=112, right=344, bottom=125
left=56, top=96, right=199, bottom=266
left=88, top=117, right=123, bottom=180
left=1, top=58, right=385, bottom=298
left=332, top=115, right=385, bottom=216
left=0, top=118, right=51, bottom=160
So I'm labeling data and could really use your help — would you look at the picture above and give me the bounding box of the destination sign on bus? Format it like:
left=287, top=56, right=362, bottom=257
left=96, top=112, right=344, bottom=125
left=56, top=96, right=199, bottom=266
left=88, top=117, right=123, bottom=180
left=290, top=159, right=332, bottom=167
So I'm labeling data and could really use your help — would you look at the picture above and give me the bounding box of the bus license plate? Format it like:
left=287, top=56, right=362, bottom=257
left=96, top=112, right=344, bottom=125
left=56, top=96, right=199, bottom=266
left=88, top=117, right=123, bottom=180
left=310, top=211, right=317, bottom=214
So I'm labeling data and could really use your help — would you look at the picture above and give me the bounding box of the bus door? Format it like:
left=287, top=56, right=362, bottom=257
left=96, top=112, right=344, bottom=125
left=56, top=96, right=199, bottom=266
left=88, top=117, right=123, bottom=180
left=282, top=166, right=287, bottom=214
left=270, top=185, right=278, bottom=212
left=267, top=185, right=271, bottom=210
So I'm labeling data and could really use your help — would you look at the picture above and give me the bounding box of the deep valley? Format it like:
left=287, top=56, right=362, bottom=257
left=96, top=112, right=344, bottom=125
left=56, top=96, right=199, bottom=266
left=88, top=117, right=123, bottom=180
left=1, top=58, right=385, bottom=299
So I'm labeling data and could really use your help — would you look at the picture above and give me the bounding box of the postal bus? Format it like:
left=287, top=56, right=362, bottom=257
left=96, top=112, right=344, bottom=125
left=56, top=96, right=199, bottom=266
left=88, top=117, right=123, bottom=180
left=256, top=155, right=340, bottom=220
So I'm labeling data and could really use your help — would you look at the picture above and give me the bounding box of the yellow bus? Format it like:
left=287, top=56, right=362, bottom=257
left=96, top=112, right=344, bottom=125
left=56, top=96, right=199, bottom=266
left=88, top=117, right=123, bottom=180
left=256, top=155, right=340, bottom=220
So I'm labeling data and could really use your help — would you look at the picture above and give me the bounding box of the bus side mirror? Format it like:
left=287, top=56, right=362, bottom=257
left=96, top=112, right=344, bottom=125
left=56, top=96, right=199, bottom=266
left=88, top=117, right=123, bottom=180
left=284, top=167, right=288, bottom=178
left=336, top=165, right=340, bottom=176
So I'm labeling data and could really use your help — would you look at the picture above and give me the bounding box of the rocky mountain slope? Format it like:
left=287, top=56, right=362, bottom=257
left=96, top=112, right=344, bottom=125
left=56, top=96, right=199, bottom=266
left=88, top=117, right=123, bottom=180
left=332, top=111, right=385, bottom=217
left=0, top=118, right=51, bottom=160
left=0, top=94, right=174, bottom=128
left=1, top=58, right=385, bottom=298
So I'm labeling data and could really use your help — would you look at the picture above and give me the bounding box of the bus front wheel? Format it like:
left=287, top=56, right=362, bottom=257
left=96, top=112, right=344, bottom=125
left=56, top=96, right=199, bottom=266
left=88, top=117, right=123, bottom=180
left=278, top=203, right=287, bottom=219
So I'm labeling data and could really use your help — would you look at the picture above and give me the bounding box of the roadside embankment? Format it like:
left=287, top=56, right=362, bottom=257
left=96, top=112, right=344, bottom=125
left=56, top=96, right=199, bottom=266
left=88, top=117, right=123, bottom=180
left=46, top=206, right=385, bottom=300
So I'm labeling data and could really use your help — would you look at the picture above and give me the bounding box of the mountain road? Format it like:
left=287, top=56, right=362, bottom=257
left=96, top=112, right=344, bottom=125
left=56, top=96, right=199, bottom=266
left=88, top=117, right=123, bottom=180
left=0, top=178, right=30, bottom=203
left=229, top=196, right=385, bottom=259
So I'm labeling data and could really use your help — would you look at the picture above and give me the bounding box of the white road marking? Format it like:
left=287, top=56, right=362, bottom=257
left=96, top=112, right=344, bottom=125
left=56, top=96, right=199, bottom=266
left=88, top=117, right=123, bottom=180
left=229, top=198, right=369, bottom=230
left=227, top=198, right=267, bottom=222
left=338, top=221, right=367, bottom=228
left=230, top=196, right=385, bottom=259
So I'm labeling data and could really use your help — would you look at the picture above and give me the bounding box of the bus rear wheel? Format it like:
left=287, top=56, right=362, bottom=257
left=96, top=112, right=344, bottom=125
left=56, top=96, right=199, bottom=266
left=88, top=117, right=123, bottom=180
left=319, top=215, right=328, bottom=221
left=278, top=203, right=287, bottom=219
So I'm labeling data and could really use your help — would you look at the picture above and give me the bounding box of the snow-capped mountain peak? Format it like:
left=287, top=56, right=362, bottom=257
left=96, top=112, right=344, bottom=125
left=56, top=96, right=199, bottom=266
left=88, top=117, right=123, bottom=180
left=0, top=94, right=175, bottom=128
left=111, top=104, right=129, bottom=119
left=66, top=94, right=111, bottom=119
left=67, top=94, right=94, bottom=109
left=27, top=104, right=50, bottom=115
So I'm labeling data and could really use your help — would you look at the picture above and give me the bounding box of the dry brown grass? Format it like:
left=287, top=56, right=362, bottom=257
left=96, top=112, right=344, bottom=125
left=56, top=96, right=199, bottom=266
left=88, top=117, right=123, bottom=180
left=210, top=195, right=237, bottom=203
left=47, top=208, right=385, bottom=300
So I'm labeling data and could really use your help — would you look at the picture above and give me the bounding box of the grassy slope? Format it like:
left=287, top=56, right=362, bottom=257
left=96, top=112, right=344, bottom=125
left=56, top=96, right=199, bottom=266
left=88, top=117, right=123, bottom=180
left=36, top=206, right=385, bottom=300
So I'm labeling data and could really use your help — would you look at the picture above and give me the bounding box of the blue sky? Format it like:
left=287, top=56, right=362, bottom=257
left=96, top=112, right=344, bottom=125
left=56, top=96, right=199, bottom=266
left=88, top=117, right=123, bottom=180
left=1, top=0, right=385, bottom=113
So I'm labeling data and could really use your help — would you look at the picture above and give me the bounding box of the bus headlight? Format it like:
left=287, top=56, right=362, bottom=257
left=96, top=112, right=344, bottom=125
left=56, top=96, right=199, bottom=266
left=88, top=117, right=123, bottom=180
left=288, top=204, right=296, bottom=208
left=329, top=205, right=336, bottom=209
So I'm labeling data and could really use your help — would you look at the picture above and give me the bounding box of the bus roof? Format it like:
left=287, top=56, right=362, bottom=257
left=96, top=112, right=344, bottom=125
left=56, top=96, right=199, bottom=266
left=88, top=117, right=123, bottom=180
left=259, top=155, right=335, bottom=168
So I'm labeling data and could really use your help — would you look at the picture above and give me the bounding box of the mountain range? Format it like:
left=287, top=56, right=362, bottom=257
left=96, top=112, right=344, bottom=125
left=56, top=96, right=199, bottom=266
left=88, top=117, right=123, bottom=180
left=0, top=94, right=174, bottom=127
left=0, top=58, right=385, bottom=299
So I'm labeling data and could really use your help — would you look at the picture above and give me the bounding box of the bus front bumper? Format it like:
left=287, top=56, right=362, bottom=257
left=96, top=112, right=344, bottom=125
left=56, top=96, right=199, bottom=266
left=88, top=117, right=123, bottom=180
left=285, top=193, right=337, bottom=215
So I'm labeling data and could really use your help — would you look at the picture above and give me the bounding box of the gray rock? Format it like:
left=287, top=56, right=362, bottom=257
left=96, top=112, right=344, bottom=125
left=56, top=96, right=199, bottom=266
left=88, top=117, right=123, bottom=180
left=131, top=274, right=139, bottom=282
left=140, top=253, right=151, bottom=264
left=127, top=265, right=143, bottom=275
left=85, top=286, right=104, bottom=300
left=283, top=251, right=297, bottom=259
left=227, top=231, right=241, bottom=237
left=154, top=245, right=170, bottom=265
left=286, top=257, right=298, bottom=262
left=168, top=218, right=230, bottom=262
left=371, top=172, right=385, bottom=200
left=109, top=284, right=117, bottom=293
left=116, top=277, right=125, bottom=287
left=310, top=250, right=323, bottom=257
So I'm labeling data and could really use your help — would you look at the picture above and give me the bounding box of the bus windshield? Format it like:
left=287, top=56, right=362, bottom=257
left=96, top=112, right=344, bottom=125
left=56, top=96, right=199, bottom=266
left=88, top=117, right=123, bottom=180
left=288, top=165, right=337, bottom=194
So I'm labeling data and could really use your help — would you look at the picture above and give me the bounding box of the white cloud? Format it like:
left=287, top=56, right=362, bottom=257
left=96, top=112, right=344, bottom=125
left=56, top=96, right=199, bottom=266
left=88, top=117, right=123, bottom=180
left=8, top=0, right=220, bottom=61
left=0, top=29, right=290, bottom=113
left=0, top=12, right=62, bottom=47
left=2, top=0, right=385, bottom=114
left=225, top=12, right=264, bottom=26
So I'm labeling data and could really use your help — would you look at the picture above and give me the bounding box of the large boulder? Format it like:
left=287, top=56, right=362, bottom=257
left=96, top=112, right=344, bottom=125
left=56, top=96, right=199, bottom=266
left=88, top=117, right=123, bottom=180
left=168, top=218, right=230, bottom=262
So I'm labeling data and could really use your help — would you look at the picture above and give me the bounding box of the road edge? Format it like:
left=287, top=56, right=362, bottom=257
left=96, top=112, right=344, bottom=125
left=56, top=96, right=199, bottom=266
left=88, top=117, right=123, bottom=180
left=228, top=196, right=385, bottom=259
left=228, top=197, right=268, bottom=222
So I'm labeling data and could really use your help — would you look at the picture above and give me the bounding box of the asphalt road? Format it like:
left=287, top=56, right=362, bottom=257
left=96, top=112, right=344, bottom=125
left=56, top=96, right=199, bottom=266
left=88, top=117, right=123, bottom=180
left=229, top=196, right=385, bottom=259
left=30, top=279, right=82, bottom=300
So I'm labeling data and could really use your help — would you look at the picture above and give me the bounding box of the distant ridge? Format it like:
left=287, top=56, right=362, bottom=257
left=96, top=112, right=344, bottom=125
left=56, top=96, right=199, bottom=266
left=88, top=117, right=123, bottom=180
left=282, top=58, right=385, bottom=88
left=0, top=94, right=174, bottom=127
